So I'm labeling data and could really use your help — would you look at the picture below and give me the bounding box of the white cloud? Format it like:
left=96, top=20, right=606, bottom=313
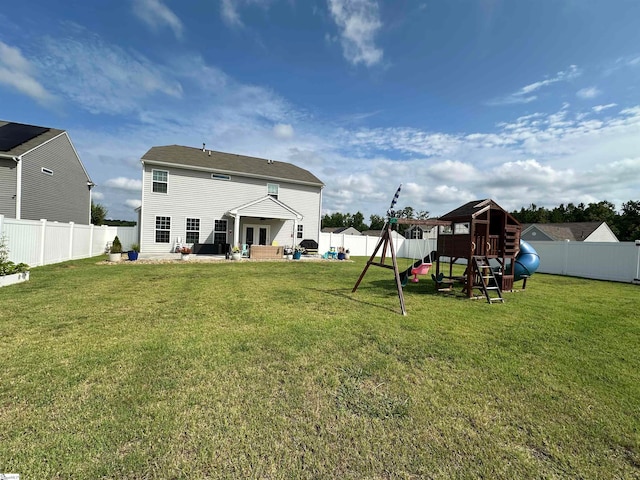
left=105, top=177, right=143, bottom=191
left=132, top=0, right=183, bottom=39
left=36, top=27, right=183, bottom=115
left=0, top=41, right=56, bottom=106
left=221, top=0, right=243, bottom=27
left=92, top=191, right=105, bottom=200
left=488, top=65, right=581, bottom=106
left=328, top=0, right=383, bottom=67
left=273, top=123, right=294, bottom=139
left=125, top=199, right=142, bottom=209
left=593, top=103, right=617, bottom=113
left=577, top=86, right=601, bottom=99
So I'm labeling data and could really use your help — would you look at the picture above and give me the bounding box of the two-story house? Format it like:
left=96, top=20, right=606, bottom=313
left=0, top=121, right=94, bottom=224
left=139, top=145, right=324, bottom=253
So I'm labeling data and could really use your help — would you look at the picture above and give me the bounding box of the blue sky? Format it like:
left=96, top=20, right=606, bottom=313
left=1, top=0, right=639, bottom=221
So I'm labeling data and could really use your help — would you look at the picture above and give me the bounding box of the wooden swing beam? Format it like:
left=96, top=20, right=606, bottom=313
left=351, top=218, right=450, bottom=316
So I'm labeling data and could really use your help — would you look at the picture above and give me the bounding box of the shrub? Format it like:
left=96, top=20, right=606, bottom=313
left=0, top=234, right=29, bottom=276
left=111, top=236, right=123, bottom=254
left=130, top=243, right=140, bottom=252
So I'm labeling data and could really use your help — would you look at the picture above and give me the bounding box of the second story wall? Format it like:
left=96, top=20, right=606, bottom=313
left=21, top=134, right=91, bottom=224
left=141, top=164, right=322, bottom=251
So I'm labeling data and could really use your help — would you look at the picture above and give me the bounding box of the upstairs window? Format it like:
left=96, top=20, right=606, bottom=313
left=152, top=170, right=168, bottom=193
left=267, top=183, right=279, bottom=199
left=186, top=218, right=200, bottom=244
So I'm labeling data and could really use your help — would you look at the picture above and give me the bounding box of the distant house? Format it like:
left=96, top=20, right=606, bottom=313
left=521, top=222, right=619, bottom=242
left=0, top=121, right=94, bottom=224
left=139, top=145, right=324, bottom=253
left=321, top=226, right=361, bottom=236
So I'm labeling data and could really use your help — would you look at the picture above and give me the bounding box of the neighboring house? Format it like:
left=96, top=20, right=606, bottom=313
left=0, top=121, right=94, bottom=224
left=321, top=226, right=362, bottom=236
left=522, top=222, right=619, bottom=242
left=139, top=145, right=324, bottom=253
left=405, top=224, right=437, bottom=240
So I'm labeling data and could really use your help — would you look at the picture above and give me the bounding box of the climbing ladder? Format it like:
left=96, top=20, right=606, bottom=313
left=472, top=256, right=504, bottom=304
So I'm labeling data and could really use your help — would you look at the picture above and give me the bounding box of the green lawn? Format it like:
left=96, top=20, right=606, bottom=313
left=1, top=257, right=639, bottom=479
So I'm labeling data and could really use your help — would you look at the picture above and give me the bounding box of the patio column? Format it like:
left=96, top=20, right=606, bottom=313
left=233, top=214, right=241, bottom=247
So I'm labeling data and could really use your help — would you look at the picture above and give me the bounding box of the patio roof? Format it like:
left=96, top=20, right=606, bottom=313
left=227, top=195, right=303, bottom=220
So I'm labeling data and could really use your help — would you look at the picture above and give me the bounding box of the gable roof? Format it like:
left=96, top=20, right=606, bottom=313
left=521, top=222, right=609, bottom=241
left=0, top=120, right=65, bottom=157
left=228, top=195, right=303, bottom=220
left=440, top=199, right=519, bottom=224
left=142, top=145, right=324, bottom=187
left=321, top=227, right=361, bottom=234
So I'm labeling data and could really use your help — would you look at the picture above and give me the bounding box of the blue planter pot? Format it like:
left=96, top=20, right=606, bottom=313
left=127, top=251, right=139, bottom=261
left=293, top=251, right=302, bottom=260
left=337, top=252, right=346, bottom=260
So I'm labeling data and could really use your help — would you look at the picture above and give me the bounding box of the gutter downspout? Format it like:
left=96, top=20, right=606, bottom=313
left=0, top=153, right=21, bottom=219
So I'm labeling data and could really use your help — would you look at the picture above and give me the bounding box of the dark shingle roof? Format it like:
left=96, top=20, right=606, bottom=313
left=142, top=145, right=323, bottom=186
left=0, top=120, right=65, bottom=157
left=522, top=222, right=605, bottom=241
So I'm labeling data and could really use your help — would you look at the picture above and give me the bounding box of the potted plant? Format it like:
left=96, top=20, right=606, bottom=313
left=109, top=236, right=123, bottom=262
left=128, top=243, right=140, bottom=261
left=293, top=245, right=304, bottom=260
left=284, top=246, right=293, bottom=260
left=0, top=234, right=30, bottom=288
left=230, top=245, right=242, bottom=261
left=337, top=247, right=346, bottom=260
left=179, top=246, right=192, bottom=260
left=344, top=248, right=350, bottom=260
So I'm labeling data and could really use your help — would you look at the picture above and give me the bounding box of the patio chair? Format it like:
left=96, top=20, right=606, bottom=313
left=241, top=244, right=249, bottom=257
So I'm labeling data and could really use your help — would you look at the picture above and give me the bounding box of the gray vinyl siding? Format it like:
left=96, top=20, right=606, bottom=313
left=0, top=158, right=17, bottom=217
left=20, top=134, right=90, bottom=224
left=141, top=164, right=322, bottom=253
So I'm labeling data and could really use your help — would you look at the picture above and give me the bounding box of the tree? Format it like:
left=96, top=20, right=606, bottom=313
left=369, top=214, right=385, bottom=230
left=617, top=200, right=640, bottom=241
left=91, top=201, right=107, bottom=226
left=349, top=211, right=368, bottom=231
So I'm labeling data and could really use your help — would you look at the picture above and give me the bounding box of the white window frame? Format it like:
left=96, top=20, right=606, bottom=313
left=155, top=216, right=171, bottom=243
left=152, top=169, right=168, bottom=194
left=408, top=226, right=423, bottom=239
left=267, top=183, right=279, bottom=199
left=214, top=219, right=227, bottom=244
left=186, top=218, right=200, bottom=244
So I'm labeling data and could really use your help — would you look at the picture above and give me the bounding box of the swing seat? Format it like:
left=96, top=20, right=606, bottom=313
left=409, top=263, right=431, bottom=283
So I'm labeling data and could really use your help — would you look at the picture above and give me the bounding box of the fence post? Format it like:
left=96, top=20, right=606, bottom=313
left=634, top=240, right=640, bottom=285
left=68, top=222, right=74, bottom=260
left=90, top=224, right=94, bottom=257
left=39, top=219, right=47, bottom=267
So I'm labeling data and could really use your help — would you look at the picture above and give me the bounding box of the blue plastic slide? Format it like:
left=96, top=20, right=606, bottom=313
left=513, top=240, right=540, bottom=281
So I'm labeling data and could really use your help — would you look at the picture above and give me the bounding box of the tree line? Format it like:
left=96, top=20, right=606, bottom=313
left=322, top=200, right=640, bottom=241
left=510, top=200, right=640, bottom=241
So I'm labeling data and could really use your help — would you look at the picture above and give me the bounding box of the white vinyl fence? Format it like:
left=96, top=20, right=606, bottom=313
left=529, top=240, right=640, bottom=284
left=0, top=215, right=138, bottom=267
left=319, top=232, right=640, bottom=284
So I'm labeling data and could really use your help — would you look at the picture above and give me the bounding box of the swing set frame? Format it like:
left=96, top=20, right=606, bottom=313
left=352, top=217, right=450, bottom=315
